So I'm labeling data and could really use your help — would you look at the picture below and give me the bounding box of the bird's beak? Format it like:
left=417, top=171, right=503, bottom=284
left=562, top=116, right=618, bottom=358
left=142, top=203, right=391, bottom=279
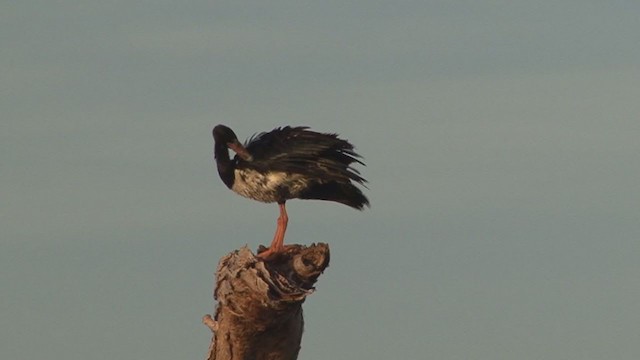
left=228, top=140, right=253, bottom=161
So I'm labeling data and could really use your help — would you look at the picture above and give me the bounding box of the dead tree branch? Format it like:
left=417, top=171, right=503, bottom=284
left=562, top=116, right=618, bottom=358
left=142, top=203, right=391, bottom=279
left=203, top=243, right=330, bottom=360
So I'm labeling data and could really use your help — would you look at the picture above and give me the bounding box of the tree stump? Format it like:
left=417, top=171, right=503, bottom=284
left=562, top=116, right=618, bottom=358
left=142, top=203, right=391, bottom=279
left=203, top=243, right=330, bottom=360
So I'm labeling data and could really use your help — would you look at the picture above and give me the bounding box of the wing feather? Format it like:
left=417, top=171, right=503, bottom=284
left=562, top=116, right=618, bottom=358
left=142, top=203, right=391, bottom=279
left=241, top=127, right=367, bottom=185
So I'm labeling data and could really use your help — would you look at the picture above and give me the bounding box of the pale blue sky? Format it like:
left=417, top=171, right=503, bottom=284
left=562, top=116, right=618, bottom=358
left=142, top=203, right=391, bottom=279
left=2, top=1, right=640, bottom=359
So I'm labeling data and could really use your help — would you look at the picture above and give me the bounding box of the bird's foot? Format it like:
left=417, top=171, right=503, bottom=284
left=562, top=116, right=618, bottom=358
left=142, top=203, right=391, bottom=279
left=256, top=248, right=280, bottom=261
left=256, top=244, right=296, bottom=261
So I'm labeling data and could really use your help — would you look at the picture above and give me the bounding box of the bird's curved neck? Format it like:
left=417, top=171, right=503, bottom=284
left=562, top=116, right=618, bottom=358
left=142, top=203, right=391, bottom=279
left=214, top=143, right=235, bottom=189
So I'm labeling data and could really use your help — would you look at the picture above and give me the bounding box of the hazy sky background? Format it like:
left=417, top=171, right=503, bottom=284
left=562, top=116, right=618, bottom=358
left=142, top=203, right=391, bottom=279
left=2, top=1, right=640, bottom=359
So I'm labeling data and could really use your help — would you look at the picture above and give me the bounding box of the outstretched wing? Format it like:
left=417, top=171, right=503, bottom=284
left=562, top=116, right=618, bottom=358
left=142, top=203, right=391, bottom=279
left=242, top=126, right=367, bottom=185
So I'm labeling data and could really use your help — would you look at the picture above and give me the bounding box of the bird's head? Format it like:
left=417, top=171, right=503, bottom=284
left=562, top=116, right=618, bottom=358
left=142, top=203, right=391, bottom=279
left=212, top=125, right=253, bottom=161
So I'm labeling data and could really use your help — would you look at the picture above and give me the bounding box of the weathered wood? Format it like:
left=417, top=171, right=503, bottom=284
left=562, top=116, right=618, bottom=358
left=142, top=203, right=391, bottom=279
left=203, top=243, right=330, bottom=360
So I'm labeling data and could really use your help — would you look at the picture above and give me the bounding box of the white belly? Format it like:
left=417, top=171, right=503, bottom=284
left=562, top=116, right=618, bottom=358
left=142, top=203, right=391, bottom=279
left=231, top=169, right=309, bottom=203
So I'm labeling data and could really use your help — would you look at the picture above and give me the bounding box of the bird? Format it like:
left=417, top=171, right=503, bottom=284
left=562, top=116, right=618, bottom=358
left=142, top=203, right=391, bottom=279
left=212, top=124, right=369, bottom=259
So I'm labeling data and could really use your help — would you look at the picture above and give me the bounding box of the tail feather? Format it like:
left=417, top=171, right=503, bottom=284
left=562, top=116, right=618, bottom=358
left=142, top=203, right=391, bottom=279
left=299, top=182, right=370, bottom=210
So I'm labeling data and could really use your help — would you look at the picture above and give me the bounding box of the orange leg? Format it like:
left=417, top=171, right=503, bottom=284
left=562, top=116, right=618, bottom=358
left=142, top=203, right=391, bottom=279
left=258, top=203, right=289, bottom=259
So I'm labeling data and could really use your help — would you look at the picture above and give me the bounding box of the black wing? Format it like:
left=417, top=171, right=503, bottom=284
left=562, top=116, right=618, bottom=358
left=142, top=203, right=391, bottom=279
left=241, top=126, right=367, bottom=185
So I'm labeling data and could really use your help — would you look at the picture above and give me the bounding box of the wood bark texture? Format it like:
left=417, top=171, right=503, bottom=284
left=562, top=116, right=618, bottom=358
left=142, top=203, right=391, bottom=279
left=203, top=243, right=330, bottom=360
